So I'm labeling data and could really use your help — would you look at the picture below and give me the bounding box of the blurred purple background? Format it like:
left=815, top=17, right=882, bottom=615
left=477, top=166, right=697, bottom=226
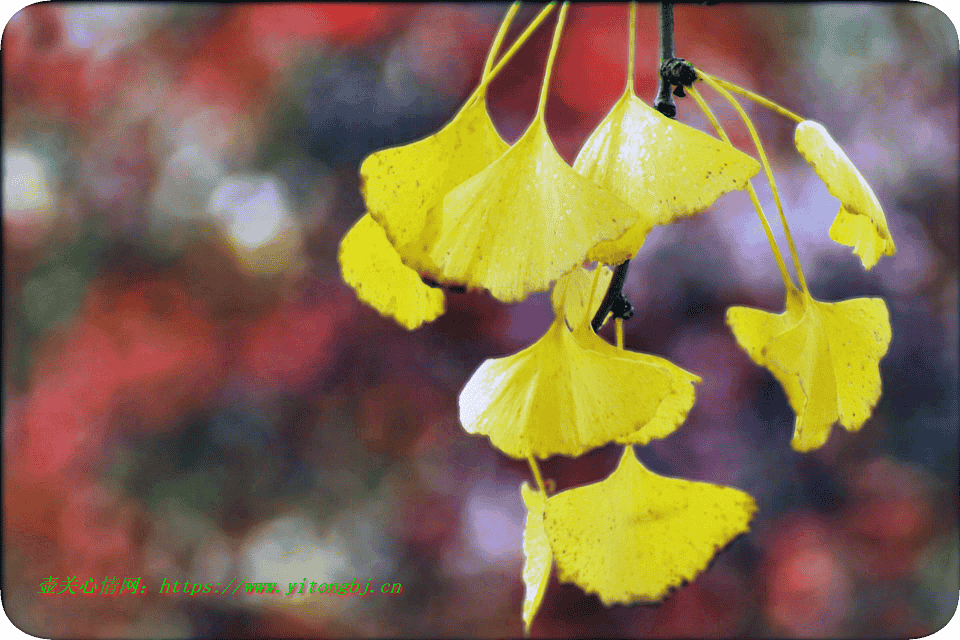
left=3, top=3, right=958, bottom=638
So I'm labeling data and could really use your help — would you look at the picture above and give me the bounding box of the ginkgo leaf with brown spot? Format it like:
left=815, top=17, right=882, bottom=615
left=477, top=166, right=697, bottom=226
left=339, top=213, right=444, bottom=330
left=358, top=3, right=557, bottom=280
left=360, top=95, right=508, bottom=279
left=795, top=120, right=896, bottom=270
left=520, top=482, right=551, bottom=636
left=727, top=284, right=892, bottom=451
left=543, top=447, right=756, bottom=606
left=458, top=316, right=698, bottom=459
left=431, top=3, right=637, bottom=302
left=431, top=119, right=639, bottom=302
left=577, top=88, right=761, bottom=262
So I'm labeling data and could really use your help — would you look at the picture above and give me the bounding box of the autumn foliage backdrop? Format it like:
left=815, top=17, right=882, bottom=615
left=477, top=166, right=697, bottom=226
left=3, top=3, right=958, bottom=638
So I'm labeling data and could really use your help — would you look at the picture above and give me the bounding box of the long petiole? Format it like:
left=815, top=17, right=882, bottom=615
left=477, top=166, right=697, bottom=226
left=528, top=455, right=547, bottom=494
left=468, top=3, right=558, bottom=107
left=697, top=70, right=804, bottom=123
left=582, top=265, right=604, bottom=331
left=688, top=85, right=795, bottom=292
left=535, top=2, right=570, bottom=121
left=626, top=2, right=637, bottom=96
left=482, top=3, right=521, bottom=79
left=697, top=72, right=808, bottom=293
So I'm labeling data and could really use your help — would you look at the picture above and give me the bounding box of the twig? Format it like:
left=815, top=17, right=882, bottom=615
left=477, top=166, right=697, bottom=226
left=591, top=1, right=677, bottom=332
left=654, top=2, right=676, bottom=117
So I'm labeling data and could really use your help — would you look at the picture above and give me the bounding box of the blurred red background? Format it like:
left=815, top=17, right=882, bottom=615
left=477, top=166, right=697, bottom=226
left=3, top=3, right=958, bottom=638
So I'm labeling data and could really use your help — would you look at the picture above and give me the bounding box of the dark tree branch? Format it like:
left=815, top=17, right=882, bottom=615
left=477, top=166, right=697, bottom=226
left=654, top=2, right=676, bottom=117
left=591, top=1, right=677, bottom=332
left=590, top=260, right=631, bottom=332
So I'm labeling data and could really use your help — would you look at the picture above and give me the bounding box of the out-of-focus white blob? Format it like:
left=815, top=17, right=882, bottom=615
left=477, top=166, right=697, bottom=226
left=445, top=478, right=524, bottom=576
left=207, top=174, right=304, bottom=276
left=241, top=515, right=353, bottom=587
left=4, top=150, right=52, bottom=212
left=58, top=4, right=172, bottom=60
left=239, top=512, right=382, bottom=620
left=153, top=145, right=225, bottom=221
left=4, top=148, right=59, bottom=249
left=149, top=145, right=226, bottom=248
left=150, top=101, right=256, bottom=167
left=187, top=532, right=234, bottom=592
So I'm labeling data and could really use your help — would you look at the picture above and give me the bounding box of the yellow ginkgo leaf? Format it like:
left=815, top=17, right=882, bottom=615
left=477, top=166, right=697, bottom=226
left=727, top=284, right=892, bottom=451
left=520, top=482, right=551, bottom=636
left=339, top=213, right=444, bottom=330
left=551, top=263, right=613, bottom=331
left=431, top=120, right=639, bottom=302
left=794, top=120, right=896, bottom=269
left=358, top=3, right=558, bottom=279
left=544, top=447, right=757, bottom=606
left=577, top=88, right=761, bottom=262
left=360, top=95, right=509, bottom=278
left=572, top=324, right=700, bottom=446
left=459, top=316, right=697, bottom=459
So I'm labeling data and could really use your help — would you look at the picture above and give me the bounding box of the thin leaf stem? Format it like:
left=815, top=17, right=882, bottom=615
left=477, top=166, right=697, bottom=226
left=627, top=2, right=637, bottom=95
left=482, top=3, right=521, bottom=78
left=697, top=72, right=809, bottom=293
left=471, top=3, right=557, bottom=103
left=698, top=70, right=804, bottom=123
left=582, top=266, right=603, bottom=330
left=535, top=2, right=570, bottom=121
left=528, top=456, right=547, bottom=494
left=688, top=85, right=795, bottom=291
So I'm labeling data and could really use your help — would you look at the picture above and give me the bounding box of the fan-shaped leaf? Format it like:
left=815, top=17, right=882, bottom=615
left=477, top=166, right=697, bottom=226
left=578, top=89, right=761, bottom=261
left=459, top=317, right=698, bottom=458
left=794, top=120, right=895, bottom=269
left=727, top=284, right=892, bottom=451
left=432, top=121, right=639, bottom=302
left=360, top=96, right=509, bottom=278
left=544, top=447, right=756, bottom=605
left=339, top=213, right=444, bottom=329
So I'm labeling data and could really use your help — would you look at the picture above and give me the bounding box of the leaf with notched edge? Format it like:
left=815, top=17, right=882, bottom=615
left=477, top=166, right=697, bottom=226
left=544, top=447, right=756, bottom=605
left=727, top=284, right=892, bottom=451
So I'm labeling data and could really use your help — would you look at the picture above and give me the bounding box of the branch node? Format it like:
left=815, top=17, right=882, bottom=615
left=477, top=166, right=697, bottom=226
left=654, top=100, right=677, bottom=118
left=660, top=57, right=697, bottom=88
left=611, top=294, right=634, bottom=321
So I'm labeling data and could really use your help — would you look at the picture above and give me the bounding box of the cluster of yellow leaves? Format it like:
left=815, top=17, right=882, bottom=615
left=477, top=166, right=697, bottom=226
left=716, top=112, right=895, bottom=453
left=690, top=70, right=896, bottom=455
left=463, top=263, right=755, bottom=633
left=336, top=3, right=897, bottom=636
left=340, top=2, right=760, bottom=325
